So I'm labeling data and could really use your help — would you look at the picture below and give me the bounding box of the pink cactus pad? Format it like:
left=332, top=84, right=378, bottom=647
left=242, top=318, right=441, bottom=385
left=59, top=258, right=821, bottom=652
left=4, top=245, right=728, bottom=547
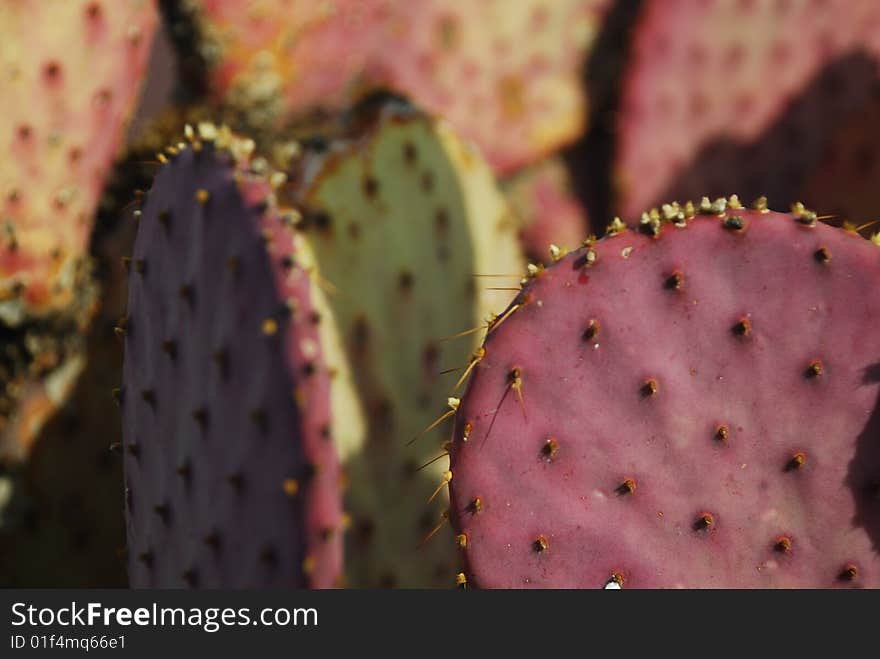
left=189, top=0, right=611, bottom=173
left=449, top=200, right=880, bottom=588
left=0, top=0, right=158, bottom=318
left=616, top=0, right=880, bottom=220
left=122, top=127, right=353, bottom=587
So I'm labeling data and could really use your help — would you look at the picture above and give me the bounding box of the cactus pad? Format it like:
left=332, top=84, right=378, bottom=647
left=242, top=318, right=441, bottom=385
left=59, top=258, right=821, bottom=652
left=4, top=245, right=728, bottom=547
left=287, top=103, right=524, bottom=586
left=615, top=0, right=880, bottom=219
left=450, top=201, right=880, bottom=588
left=122, top=127, right=363, bottom=587
left=187, top=0, right=611, bottom=172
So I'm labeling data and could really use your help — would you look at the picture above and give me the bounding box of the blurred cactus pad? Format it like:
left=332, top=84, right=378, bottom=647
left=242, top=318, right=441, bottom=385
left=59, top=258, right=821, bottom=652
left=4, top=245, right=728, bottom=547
left=1, top=0, right=879, bottom=589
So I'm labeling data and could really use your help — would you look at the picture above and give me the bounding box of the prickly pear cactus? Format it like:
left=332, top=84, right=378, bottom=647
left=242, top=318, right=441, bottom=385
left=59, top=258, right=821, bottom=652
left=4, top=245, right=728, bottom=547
left=616, top=0, right=880, bottom=219
left=287, top=103, right=524, bottom=587
left=182, top=0, right=611, bottom=172
left=121, top=126, right=364, bottom=587
left=503, top=158, right=589, bottom=262
left=0, top=0, right=158, bottom=458
left=0, top=0, right=158, bottom=317
left=449, top=199, right=880, bottom=588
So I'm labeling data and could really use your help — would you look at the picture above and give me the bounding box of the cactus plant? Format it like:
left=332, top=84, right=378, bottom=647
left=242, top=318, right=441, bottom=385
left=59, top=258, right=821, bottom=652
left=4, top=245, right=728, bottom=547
left=179, top=0, right=611, bottom=173
left=0, top=0, right=158, bottom=459
left=448, top=199, right=880, bottom=588
left=615, top=0, right=880, bottom=220
left=285, top=100, right=525, bottom=586
left=121, top=126, right=365, bottom=587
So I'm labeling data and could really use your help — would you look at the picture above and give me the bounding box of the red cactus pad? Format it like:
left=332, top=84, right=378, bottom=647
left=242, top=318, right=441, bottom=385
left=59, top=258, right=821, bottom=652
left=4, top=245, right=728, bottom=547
left=0, top=0, right=158, bottom=319
left=191, top=0, right=611, bottom=173
left=449, top=201, right=880, bottom=588
left=616, top=0, right=880, bottom=220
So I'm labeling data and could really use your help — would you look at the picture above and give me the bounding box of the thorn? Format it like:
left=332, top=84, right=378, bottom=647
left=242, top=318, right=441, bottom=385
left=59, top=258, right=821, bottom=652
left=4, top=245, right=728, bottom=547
left=262, top=318, right=278, bottom=336
left=111, top=387, right=123, bottom=406
left=126, top=442, right=141, bottom=458
left=419, top=510, right=450, bottom=547
left=456, top=533, right=468, bottom=549
left=533, top=535, right=549, bottom=553
left=487, top=301, right=523, bottom=335
left=814, top=246, right=831, bottom=263
left=108, top=442, right=122, bottom=455
left=427, top=471, right=452, bottom=503
left=508, top=367, right=525, bottom=411
left=714, top=424, right=729, bottom=443
left=113, top=325, right=126, bottom=340
left=121, top=256, right=132, bottom=272
left=452, top=347, right=485, bottom=392
left=137, top=551, right=154, bottom=567
left=854, top=219, right=879, bottom=233
left=195, top=189, right=210, bottom=204
left=455, top=572, right=468, bottom=589
left=416, top=451, right=450, bottom=472
left=409, top=398, right=459, bottom=445
left=439, top=323, right=489, bottom=343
